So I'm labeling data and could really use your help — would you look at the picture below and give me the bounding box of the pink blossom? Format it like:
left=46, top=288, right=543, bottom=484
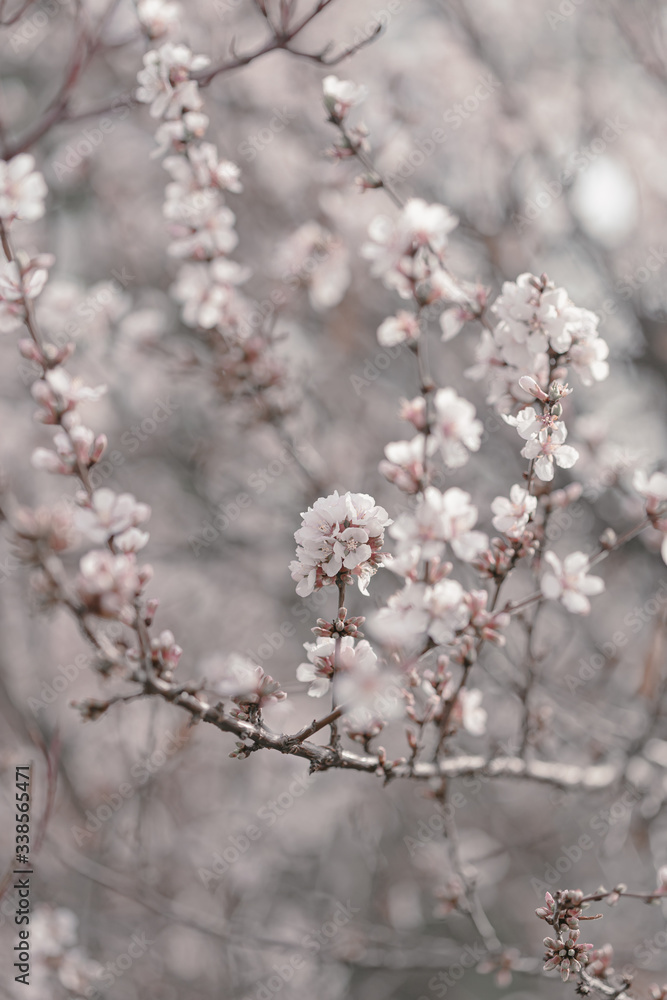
left=290, top=491, right=391, bottom=597
left=379, top=436, right=428, bottom=494
left=361, top=199, right=458, bottom=297
left=297, top=636, right=376, bottom=698
left=136, top=0, right=181, bottom=39
left=541, top=551, right=604, bottom=614
left=491, top=484, right=537, bottom=538
left=0, top=154, right=47, bottom=224
left=76, top=550, right=152, bottom=623
left=432, top=387, right=483, bottom=468
left=75, top=489, right=151, bottom=545
left=31, top=369, right=107, bottom=423
left=377, top=311, right=420, bottom=347
left=136, top=43, right=210, bottom=120
left=522, top=424, right=579, bottom=481
left=322, top=75, right=368, bottom=119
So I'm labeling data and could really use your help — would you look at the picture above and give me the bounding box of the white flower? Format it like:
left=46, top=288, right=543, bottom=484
left=440, top=303, right=474, bottom=341
left=390, top=487, right=487, bottom=565
left=423, top=578, right=469, bottom=645
left=76, top=550, right=150, bottom=622
left=457, top=688, right=487, bottom=736
left=440, top=487, right=488, bottom=562
left=275, top=222, right=350, bottom=311
left=0, top=154, right=47, bottom=224
left=171, top=261, right=250, bottom=329
left=322, top=76, right=368, bottom=118
left=377, top=310, right=420, bottom=347
left=152, top=112, right=209, bottom=156
left=503, top=404, right=542, bottom=440
left=472, top=273, right=609, bottom=414
left=338, top=656, right=404, bottom=729
left=491, top=485, right=537, bottom=538
left=370, top=582, right=430, bottom=647
left=541, top=551, right=604, bottom=614
left=361, top=198, right=458, bottom=297
left=400, top=199, right=458, bottom=255
left=522, top=424, right=579, bottom=481
left=432, top=387, right=483, bottom=468
left=290, top=491, right=391, bottom=597
left=136, top=43, right=210, bottom=120
left=634, top=470, right=667, bottom=511
left=137, top=0, right=181, bottom=38
left=297, top=635, right=371, bottom=697
left=75, top=489, right=151, bottom=544
left=215, top=654, right=284, bottom=706
left=379, top=435, right=428, bottom=494
left=32, top=906, right=78, bottom=958
left=568, top=334, right=609, bottom=386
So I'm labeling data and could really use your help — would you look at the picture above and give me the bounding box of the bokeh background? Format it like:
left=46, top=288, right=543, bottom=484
left=1, top=1, right=667, bottom=998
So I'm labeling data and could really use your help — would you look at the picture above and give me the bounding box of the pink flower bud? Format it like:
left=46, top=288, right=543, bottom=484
left=518, top=375, right=548, bottom=402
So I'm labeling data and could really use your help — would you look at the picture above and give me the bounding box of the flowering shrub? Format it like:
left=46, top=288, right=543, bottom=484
left=2, top=3, right=667, bottom=999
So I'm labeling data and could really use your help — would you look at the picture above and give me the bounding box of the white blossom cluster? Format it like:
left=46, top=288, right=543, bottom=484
left=0, top=153, right=174, bottom=659
left=466, top=272, right=610, bottom=413
left=362, top=197, right=460, bottom=303
left=136, top=42, right=287, bottom=409
left=289, top=490, right=391, bottom=597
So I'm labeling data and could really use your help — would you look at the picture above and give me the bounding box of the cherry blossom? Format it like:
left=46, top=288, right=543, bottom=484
left=541, top=551, right=604, bottom=614
left=290, top=491, right=391, bottom=597
left=0, top=154, right=47, bottom=224
left=136, top=0, right=181, bottom=39
left=450, top=686, right=487, bottom=736
left=31, top=369, right=107, bottom=423
left=361, top=198, right=458, bottom=297
left=0, top=255, right=51, bottom=332
left=136, top=43, right=210, bottom=120
left=634, top=470, right=667, bottom=515
left=379, top=435, right=428, bottom=494
left=323, top=76, right=368, bottom=120
left=491, top=484, right=538, bottom=538
left=432, top=387, right=483, bottom=468
left=522, top=423, right=579, bottom=481
left=275, top=221, right=350, bottom=311
left=216, top=654, right=285, bottom=710
left=75, top=489, right=151, bottom=546
left=390, top=486, right=487, bottom=565
left=377, top=310, right=421, bottom=347
left=423, top=577, right=470, bottom=644
left=76, top=550, right=152, bottom=623
left=297, top=636, right=377, bottom=698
